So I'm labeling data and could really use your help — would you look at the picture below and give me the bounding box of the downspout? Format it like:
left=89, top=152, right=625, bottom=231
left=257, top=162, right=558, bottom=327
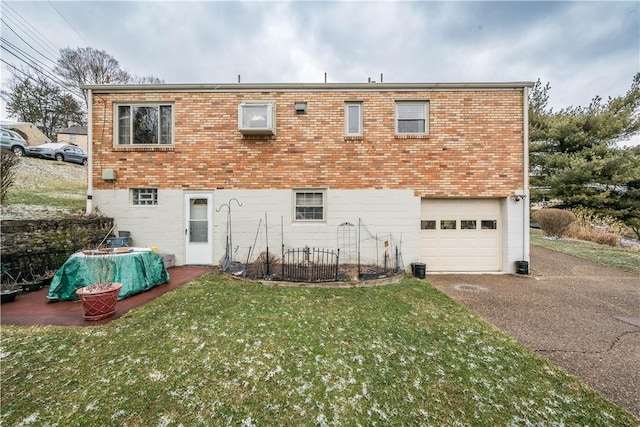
left=85, top=88, right=93, bottom=215
left=522, top=86, right=530, bottom=262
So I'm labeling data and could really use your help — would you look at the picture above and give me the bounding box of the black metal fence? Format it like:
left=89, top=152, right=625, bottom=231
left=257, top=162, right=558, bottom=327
left=281, top=247, right=339, bottom=282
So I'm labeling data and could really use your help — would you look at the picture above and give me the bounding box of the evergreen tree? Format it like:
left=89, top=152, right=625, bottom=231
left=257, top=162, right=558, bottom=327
left=529, top=74, right=640, bottom=237
left=1, top=72, right=84, bottom=139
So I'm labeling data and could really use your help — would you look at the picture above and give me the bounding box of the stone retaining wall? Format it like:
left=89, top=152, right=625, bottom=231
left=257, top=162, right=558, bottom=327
left=1, top=216, right=114, bottom=283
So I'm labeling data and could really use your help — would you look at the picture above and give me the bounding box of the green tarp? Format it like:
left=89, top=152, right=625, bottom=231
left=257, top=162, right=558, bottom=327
left=47, top=249, right=170, bottom=301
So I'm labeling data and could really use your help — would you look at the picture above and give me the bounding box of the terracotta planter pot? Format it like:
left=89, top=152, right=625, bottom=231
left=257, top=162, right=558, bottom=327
left=76, top=283, right=123, bottom=321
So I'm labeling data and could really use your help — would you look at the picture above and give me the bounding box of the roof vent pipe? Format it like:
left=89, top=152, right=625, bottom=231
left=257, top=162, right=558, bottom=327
left=380, top=73, right=384, bottom=83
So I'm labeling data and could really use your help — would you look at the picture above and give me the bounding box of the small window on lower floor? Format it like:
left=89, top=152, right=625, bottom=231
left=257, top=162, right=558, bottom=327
left=421, top=220, right=436, bottom=230
left=132, top=188, right=158, bottom=206
left=461, top=220, right=477, bottom=230
left=481, top=220, right=497, bottom=230
left=294, top=190, right=325, bottom=221
left=441, top=220, right=456, bottom=230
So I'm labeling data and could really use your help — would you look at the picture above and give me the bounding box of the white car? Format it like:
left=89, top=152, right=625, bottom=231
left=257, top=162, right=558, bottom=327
left=0, top=128, right=28, bottom=156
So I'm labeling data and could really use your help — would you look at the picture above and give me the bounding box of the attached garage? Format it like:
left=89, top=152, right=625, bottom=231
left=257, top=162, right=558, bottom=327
left=420, top=199, right=502, bottom=272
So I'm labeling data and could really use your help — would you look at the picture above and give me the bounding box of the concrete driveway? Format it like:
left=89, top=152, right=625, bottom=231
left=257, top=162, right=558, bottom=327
left=428, top=245, right=640, bottom=416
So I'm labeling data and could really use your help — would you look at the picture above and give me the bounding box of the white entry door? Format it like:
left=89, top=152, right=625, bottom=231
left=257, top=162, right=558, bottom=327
left=185, top=193, right=213, bottom=265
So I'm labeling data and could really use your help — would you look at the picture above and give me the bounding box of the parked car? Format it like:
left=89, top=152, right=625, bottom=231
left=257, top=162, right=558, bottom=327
left=0, top=128, right=28, bottom=156
left=27, top=143, right=87, bottom=165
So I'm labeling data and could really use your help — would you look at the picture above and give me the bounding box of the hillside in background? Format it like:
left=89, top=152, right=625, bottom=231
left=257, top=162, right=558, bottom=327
left=1, top=157, right=87, bottom=220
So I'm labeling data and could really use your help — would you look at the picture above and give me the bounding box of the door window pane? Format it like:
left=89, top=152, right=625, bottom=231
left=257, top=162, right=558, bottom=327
left=189, top=198, right=208, bottom=242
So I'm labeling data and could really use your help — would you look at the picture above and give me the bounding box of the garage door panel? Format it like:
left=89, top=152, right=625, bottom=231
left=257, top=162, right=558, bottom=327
left=420, top=199, right=501, bottom=272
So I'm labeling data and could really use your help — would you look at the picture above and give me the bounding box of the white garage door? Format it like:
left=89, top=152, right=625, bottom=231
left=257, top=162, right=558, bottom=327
left=420, top=199, right=502, bottom=272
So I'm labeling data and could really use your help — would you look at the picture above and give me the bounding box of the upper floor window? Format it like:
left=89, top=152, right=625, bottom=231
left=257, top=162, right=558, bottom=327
left=238, top=101, right=276, bottom=135
left=117, top=104, right=173, bottom=145
left=396, top=101, right=428, bottom=135
left=345, top=102, right=362, bottom=136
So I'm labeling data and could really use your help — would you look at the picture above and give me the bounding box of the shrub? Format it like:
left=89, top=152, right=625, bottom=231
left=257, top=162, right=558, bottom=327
left=532, top=208, right=576, bottom=238
left=567, top=208, right=624, bottom=246
left=570, top=229, right=621, bottom=247
left=0, top=149, right=20, bottom=203
left=249, top=251, right=281, bottom=277
left=570, top=207, right=627, bottom=236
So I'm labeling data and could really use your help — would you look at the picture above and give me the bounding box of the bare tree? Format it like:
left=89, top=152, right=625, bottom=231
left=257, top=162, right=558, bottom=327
left=55, top=47, right=131, bottom=108
left=1, top=150, right=21, bottom=204
left=131, top=75, right=165, bottom=84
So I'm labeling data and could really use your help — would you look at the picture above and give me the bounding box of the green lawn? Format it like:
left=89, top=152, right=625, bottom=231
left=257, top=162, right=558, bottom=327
left=531, top=229, right=640, bottom=274
left=2, top=276, right=637, bottom=426
left=4, top=157, right=86, bottom=212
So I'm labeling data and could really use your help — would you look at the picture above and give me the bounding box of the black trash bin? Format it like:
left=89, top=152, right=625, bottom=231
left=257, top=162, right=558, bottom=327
left=515, top=260, right=529, bottom=275
left=413, top=262, right=426, bottom=279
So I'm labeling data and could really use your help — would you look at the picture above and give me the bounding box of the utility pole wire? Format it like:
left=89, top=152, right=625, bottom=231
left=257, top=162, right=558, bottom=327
left=47, top=1, right=90, bottom=47
left=0, top=3, right=60, bottom=58
left=0, top=19, right=59, bottom=67
left=1, top=44, right=84, bottom=102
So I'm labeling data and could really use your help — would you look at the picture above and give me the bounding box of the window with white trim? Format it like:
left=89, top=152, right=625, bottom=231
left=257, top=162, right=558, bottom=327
left=461, top=220, right=477, bottom=230
left=345, top=102, right=362, bottom=136
left=238, top=101, right=276, bottom=135
left=481, top=220, right=497, bottom=230
left=132, top=188, right=158, bottom=206
left=440, top=220, right=456, bottom=230
left=116, top=104, right=173, bottom=145
left=396, top=101, right=428, bottom=135
left=294, top=190, right=325, bottom=221
left=421, top=220, right=436, bottom=230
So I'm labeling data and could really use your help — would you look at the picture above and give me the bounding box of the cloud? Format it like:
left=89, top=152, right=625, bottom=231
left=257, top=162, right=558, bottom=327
left=1, top=0, right=638, bottom=116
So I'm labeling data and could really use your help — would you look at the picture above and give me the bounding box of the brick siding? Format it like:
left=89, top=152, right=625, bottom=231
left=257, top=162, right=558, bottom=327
left=90, top=88, right=525, bottom=197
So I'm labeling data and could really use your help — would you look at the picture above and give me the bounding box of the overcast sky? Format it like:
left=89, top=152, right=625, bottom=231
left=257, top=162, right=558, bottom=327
left=1, top=1, right=638, bottom=143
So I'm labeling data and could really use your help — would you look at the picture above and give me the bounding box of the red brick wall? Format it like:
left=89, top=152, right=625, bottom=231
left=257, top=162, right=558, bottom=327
left=91, top=88, right=525, bottom=197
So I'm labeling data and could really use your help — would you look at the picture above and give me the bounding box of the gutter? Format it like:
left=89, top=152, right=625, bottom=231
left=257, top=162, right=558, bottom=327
left=85, top=88, right=93, bottom=215
left=81, top=81, right=535, bottom=93
left=523, top=86, right=530, bottom=262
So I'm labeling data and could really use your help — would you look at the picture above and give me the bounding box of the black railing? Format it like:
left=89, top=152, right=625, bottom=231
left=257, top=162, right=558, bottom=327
left=281, top=247, right=339, bottom=282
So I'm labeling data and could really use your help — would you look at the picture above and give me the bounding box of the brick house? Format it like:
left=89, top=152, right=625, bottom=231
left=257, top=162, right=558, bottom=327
left=83, top=82, right=533, bottom=273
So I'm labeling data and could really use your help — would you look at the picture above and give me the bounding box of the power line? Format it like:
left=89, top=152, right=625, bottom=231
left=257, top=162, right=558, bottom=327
left=0, top=37, right=73, bottom=89
left=1, top=2, right=60, bottom=59
left=0, top=10, right=84, bottom=102
left=1, top=46, right=84, bottom=101
left=47, top=1, right=89, bottom=46
left=0, top=19, right=59, bottom=68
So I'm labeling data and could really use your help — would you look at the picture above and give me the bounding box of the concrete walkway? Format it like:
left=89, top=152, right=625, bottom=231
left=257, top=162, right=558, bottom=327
left=428, top=245, right=640, bottom=416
